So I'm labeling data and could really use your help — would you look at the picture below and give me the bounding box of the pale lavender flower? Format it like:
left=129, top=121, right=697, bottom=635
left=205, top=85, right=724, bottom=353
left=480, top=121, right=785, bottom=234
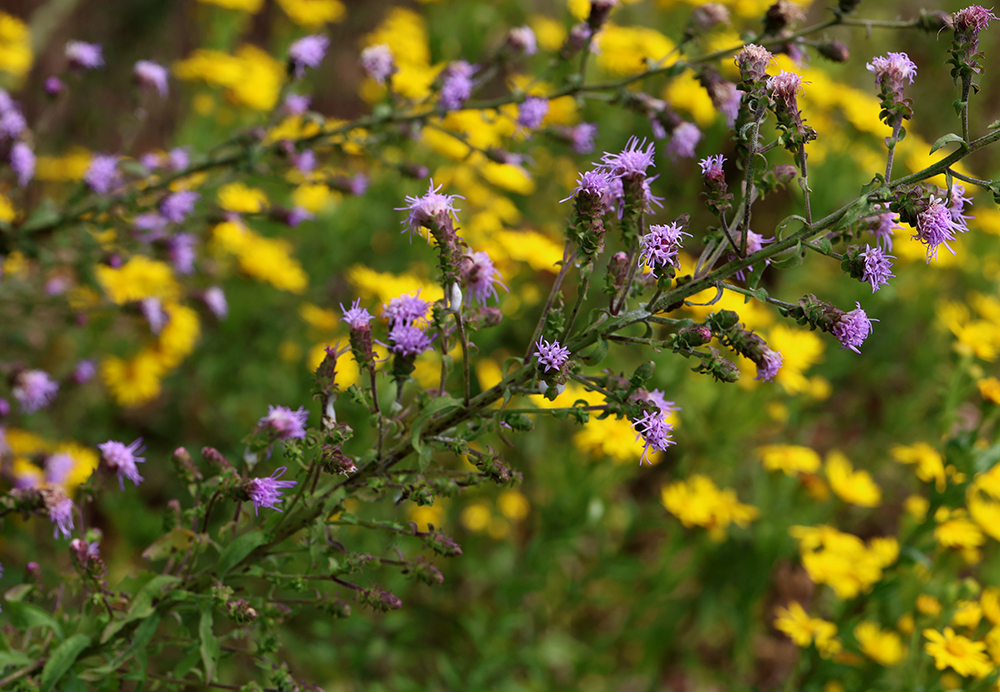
left=98, top=438, right=146, bottom=491
left=860, top=244, right=895, bottom=292
left=914, top=196, right=966, bottom=261
left=285, top=207, right=314, bottom=227
left=65, top=41, right=104, bottom=70
left=10, top=142, right=34, bottom=187
left=165, top=233, right=195, bottom=274
left=736, top=44, right=773, bottom=83
left=768, top=70, right=802, bottom=100
left=284, top=94, right=311, bottom=115
left=388, top=323, right=434, bottom=357
left=535, top=337, right=570, bottom=373
left=247, top=467, right=297, bottom=515
left=666, top=122, right=701, bottom=160
left=709, top=80, right=742, bottom=127
left=134, top=213, right=168, bottom=240
left=203, top=287, right=228, bottom=319
left=563, top=169, right=612, bottom=203
left=341, top=298, right=373, bottom=329
left=833, top=302, right=876, bottom=353
left=293, top=149, right=316, bottom=175
left=440, top=61, right=477, bottom=110
left=699, top=154, right=726, bottom=180
left=398, top=180, right=462, bottom=240
left=631, top=409, right=675, bottom=464
left=13, top=369, right=59, bottom=413
left=383, top=291, right=430, bottom=327
left=45, top=276, right=70, bottom=295
left=84, top=154, right=119, bottom=194
left=755, top=348, right=783, bottom=382
left=0, top=107, right=25, bottom=140
left=142, top=298, right=167, bottom=334
left=73, top=359, right=96, bottom=384
left=517, top=97, right=549, bottom=131
left=641, top=389, right=681, bottom=416
left=134, top=60, right=169, bottom=96
left=867, top=52, right=917, bottom=104
left=350, top=174, right=368, bottom=196
left=259, top=405, right=308, bottom=440
left=508, top=26, right=537, bottom=55
left=0, top=89, right=11, bottom=112
left=44, top=77, right=63, bottom=96
left=954, top=5, right=997, bottom=53
left=361, top=44, right=395, bottom=84
left=947, top=183, right=974, bottom=224
left=168, top=147, right=189, bottom=171
left=570, top=122, right=598, bottom=154
left=461, top=250, right=507, bottom=305
left=49, top=496, right=75, bottom=539
left=639, top=222, right=691, bottom=272
left=288, top=35, right=329, bottom=78
left=140, top=153, right=161, bottom=170
left=160, top=191, right=200, bottom=223
left=601, top=136, right=656, bottom=180
left=870, top=206, right=901, bottom=250
left=45, top=453, right=76, bottom=486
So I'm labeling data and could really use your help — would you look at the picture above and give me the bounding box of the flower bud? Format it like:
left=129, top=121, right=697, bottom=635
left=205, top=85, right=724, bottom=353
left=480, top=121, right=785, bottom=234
left=818, top=40, right=850, bottom=63
left=763, top=1, right=805, bottom=36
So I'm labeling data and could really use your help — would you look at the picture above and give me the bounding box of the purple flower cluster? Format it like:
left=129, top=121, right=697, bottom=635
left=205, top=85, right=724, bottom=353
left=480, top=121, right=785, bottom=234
left=535, top=337, right=570, bottom=373
left=914, top=196, right=967, bottom=262
left=398, top=180, right=463, bottom=240
left=666, top=122, right=701, bottom=161
left=361, top=44, right=395, bottom=84
left=631, top=409, right=675, bottom=464
left=84, top=154, right=120, bottom=195
left=869, top=205, right=902, bottom=250
left=203, top=287, right=228, bottom=319
left=639, top=222, right=690, bottom=273
left=388, top=323, right=434, bottom=358
left=736, top=44, right=773, bottom=83
left=1, top=92, right=34, bottom=186
left=258, top=405, right=309, bottom=440
left=570, top=122, right=598, bottom=154
left=833, top=302, right=877, bottom=353
left=288, top=35, right=329, bottom=78
left=755, top=348, right=783, bottom=382
left=134, top=60, right=169, bottom=97
left=341, top=298, right=374, bottom=330
left=247, top=467, right=297, bottom=516
left=160, top=191, right=200, bottom=223
left=461, top=250, right=506, bottom=305
left=860, top=244, right=895, bottom=292
left=49, top=496, right=75, bottom=540
left=517, top=97, right=549, bottom=131
left=699, top=154, right=726, bottom=180
left=65, top=41, right=104, bottom=70
left=98, top=438, right=146, bottom=491
left=600, top=136, right=656, bottom=180
left=383, top=292, right=429, bottom=327
left=13, top=369, right=59, bottom=413
left=508, top=26, right=537, bottom=56
left=440, top=61, right=477, bottom=110
left=46, top=452, right=76, bottom=485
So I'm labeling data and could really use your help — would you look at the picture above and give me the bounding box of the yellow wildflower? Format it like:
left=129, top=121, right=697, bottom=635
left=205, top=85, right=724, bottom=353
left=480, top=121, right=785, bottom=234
left=573, top=415, right=649, bottom=464
left=528, top=15, right=566, bottom=52
left=5, top=428, right=49, bottom=455
left=218, top=182, right=268, bottom=213
left=923, top=627, right=993, bottom=678
left=101, top=349, right=165, bottom=407
left=891, top=442, right=946, bottom=491
left=156, top=303, right=201, bottom=368
left=935, top=516, right=985, bottom=550
left=596, top=25, right=675, bottom=76
left=345, top=265, right=442, bottom=305
left=407, top=501, right=445, bottom=531
left=661, top=475, right=758, bottom=541
left=979, top=377, right=1000, bottom=404
left=461, top=502, right=492, bottom=532
left=299, top=303, right=338, bottom=333
left=790, top=525, right=896, bottom=599
left=497, top=490, right=530, bottom=521
left=755, top=444, right=821, bottom=476
left=197, top=0, right=263, bottom=10
left=904, top=494, right=929, bottom=522
left=898, top=613, right=915, bottom=636
left=292, top=183, right=335, bottom=213
left=825, top=451, right=881, bottom=507
left=35, top=148, right=92, bottom=182
left=276, top=0, right=346, bottom=28
left=854, top=621, right=906, bottom=665
left=95, top=256, right=180, bottom=305
left=52, top=442, right=100, bottom=493
left=663, top=70, right=716, bottom=127
left=0, top=12, right=33, bottom=78
left=952, top=601, right=983, bottom=630
left=174, top=45, right=282, bottom=110
left=986, top=626, right=1000, bottom=664
left=211, top=220, right=308, bottom=293
left=982, top=588, right=1000, bottom=626
left=0, top=193, right=14, bottom=222
left=773, top=602, right=841, bottom=657
left=918, top=594, right=942, bottom=617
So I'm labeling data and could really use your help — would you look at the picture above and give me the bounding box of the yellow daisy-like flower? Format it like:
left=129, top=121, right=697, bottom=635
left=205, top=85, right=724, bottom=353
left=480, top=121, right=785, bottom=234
left=156, top=302, right=201, bottom=368
left=755, top=444, right=821, bottom=476
left=276, top=0, right=346, bottom=28
left=982, top=588, right=1000, bottom=626
left=825, top=451, right=881, bottom=507
left=979, top=376, right=1000, bottom=404
left=923, top=627, right=993, bottom=678
left=855, top=621, right=906, bottom=665
left=661, top=475, right=758, bottom=541
left=101, top=349, right=165, bottom=407
left=891, top=442, right=946, bottom=492
left=218, top=182, right=268, bottom=213
left=497, top=490, right=530, bottom=522
left=196, top=0, right=263, bottom=11
left=952, top=601, right=983, bottom=630
left=95, top=255, right=181, bottom=305
left=0, top=12, right=33, bottom=78
left=774, top=602, right=841, bottom=657
left=935, top=517, right=985, bottom=550
left=917, top=594, right=942, bottom=617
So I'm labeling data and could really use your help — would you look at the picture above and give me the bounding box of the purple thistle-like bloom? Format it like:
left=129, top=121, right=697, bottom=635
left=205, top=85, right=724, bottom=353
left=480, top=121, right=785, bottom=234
left=440, top=61, right=477, bottom=110
left=383, top=291, right=429, bottom=327
left=0, top=107, right=25, bottom=140
left=73, top=359, right=96, bottom=384
left=361, top=44, right=395, bottom=84
left=631, top=409, right=675, bottom=464
left=134, top=213, right=168, bottom=240
left=350, top=174, right=369, bottom=196
left=398, top=180, right=462, bottom=240
left=293, top=149, right=316, bottom=175
left=699, top=154, right=726, bottom=179
left=767, top=70, right=802, bottom=100
left=160, top=191, right=200, bottom=223
left=736, top=44, right=773, bottom=83
left=914, top=196, right=966, bottom=262
left=259, top=405, right=309, bottom=440
left=84, top=154, right=119, bottom=195
left=666, top=122, right=701, bottom=160
left=642, top=389, right=681, bottom=416
left=45, top=76, right=63, bottom=95
left=134, top=60, right=169, bottom=97
left=860, top=244, right=895, bottom=292
left=954, top=5, right=997, bottom=36
left=98, top=438, right=146, bottom=491
left=49, top=496, right=75, bottom=539
left=284, top=93, right=311, bottom=115
left=45, top=453, right=76, bottom=486
left=247, top=467, right=297, bottom=516
left=286, top=207, right=314, bottom=227
left=711, top=80, right=742, bottom=127
left=870, top=207, right=901, bottom=251
left=65, top=41, right=104, bottom=69
left=570, top=122, right=598, bottom=154
left=639, top=222, right=691, bottom=272
left=563, top=169, right=612, bottom=203
left=168, top=147, right=189, bottom=171
left=341, top=298, right=374, bottom=330
left=756, top=348, right=783, bottom=382
left=10, top=141, right=35, bottom=187
left=168, top=233, right=197, bottom=274
left=867, top=52, right=917, bottom=91
left=535, top=337, right=570, bottom=373
left=13, top=370, right=59, bottom=413
left=509, top=26, right=537, bottom=55
left=600, top=136, right=656, bottom=180
left=517, top=97, right=549, bottom=131
left=461, top=250, right=507, bottom=305
left=288, top=35, right=329, bottom=78
left=203, top=287, right=228, bottom=319
left=947, top=183, right=975, bottom=224
left=142, top=298, right=167, bottom=334
left=388, top=323, right=434, bottom=358
left=833, top=302, right=876, bottom=353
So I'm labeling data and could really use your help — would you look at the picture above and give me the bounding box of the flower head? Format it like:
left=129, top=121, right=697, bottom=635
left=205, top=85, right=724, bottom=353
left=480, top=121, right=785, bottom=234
left=258, top=405, right=309, bottom=440
left=288, top=35, right=329, bottom=78
left=461, top=250, right=507, bottom=305
left=284, top=93, right=311, bottom=115
left=736, top=44, right=773, bottom=83
left=65, top=41, right=104, bottom=69
left=867, top=52, right=917, bottom=100
left=382, top=291, right=429, bottom=327
left=168, top=233, right=197, bottom=274
left=341, top=298, right=374, bottom=330
left=10, top=141, right=35, bottom=187
left=699, top=154, right=726, bottom=180
left=860, top=244, right=895, bottom=292
left=49, top=495, right=75, bottom=540
left=535, top=337, right=570, bottom=373
left=923, top=627, right=992, bottom=678
left=631, top=409, right=676, bottom=464
left=600, top=136, right=656, bottom=180
left=768, top=70, right=802, bottom=100
left=398, top=180, right=462, bottom=240
left=134, top=60, right=169, bottom=96
left=570, top=122, right=598, bottom=154
left=73, top=360, right=96, bottom=384
left=160, top=191, right=200, bottom=223
left=954, top=5, right=997, bottom=35
left=440, top=61, right=477, bottom=110
left=98, top=438, right=146, bottom=491
left=0, top=106, right=25, bottom=140
left=247, top=467, right=297, bottom=516
left=388, top=323, right=434, bottom=358
left=833, top=302, right=876, bottom=353
left=361, top=44, right=395, bottom=84
left=666, top=122, right=701, bottom=160
left=84, top=154, right=119, bottom=195
left=914, top=197, right=966, bottom=261
left=203, top=287, right=228, bottom=319
left=869, top=206, right=901, bottom=250
left=13, top=369, right=59, bottom=413
left=639, top=222, right=691, bottom=272
left=756, top=347, right=783, bottom=382
left=508, top=26, right=537, bottom=55
left=517, top=96, right=549, bottom=131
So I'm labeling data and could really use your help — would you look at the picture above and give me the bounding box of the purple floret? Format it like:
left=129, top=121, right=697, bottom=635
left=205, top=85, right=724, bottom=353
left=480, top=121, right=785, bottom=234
left=666, top=122, right=701, bottom=160
left=699, top=154, right=726, bottom=179
left=461, top=250, right=507, bottom=305
left=517, top=97, right=549, bottom=131
left=398, top=180, right=462, bottom=240
left=49, top=497, right=75, bottom=539
left=639, top=222, right=691, bottom=272
left=755, top=348, right=783, bottom=382
left=258, top=405, right=309, bottom=440
left=98, top=438, right=146, bottom=491
left=631, top=409, right=675, bottom=464
left=833, top=302, right=876, bottom=353
left=160, top=191, right=200, bottom=223
left=84, top=154, right=119, bottom=195
left=382, top=291, right=429, bottom=327
left=341, top=298, right=374, bottom=330
left=134, top=60, right=169, bottom=96
left=860, top=244, right=895, bottom=293
left=570, top=122, right=598, bottom=154
left=361, top=44, right=395, bottom=84
left=440, top=61, right=477, bottom=110
left=535, top=337, right=570, bottom=373
left=66, top=41, right=104, bottom=70
left=168, top=233, right=197, bottom=274
left=600, top=136, right=656, bottom=180
left=388, top=323, right=434, bottom=358
left=914, top=197, right=966, bottom=262
left=13, top=369, right=59, bottom=413
left=247, top=467, right=298, bottom=516
left=288, top=35, right=329, bottom=78
left=10, top=142, right=35, bottom=187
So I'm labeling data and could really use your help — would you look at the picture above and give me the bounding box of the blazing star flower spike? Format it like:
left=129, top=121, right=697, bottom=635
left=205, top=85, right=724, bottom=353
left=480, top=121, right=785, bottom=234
left=600, top=136, right=656, bottom=180
left=398, top=180, right=463, bottom=241
left=65, top=41, right=104, bottom=69
left=535, top=337, right=570, bottom=373
left=666, top=122, right=701, bottom=160
left=860, top=244, right=895, bottom=292
left=49, top=496, right=75, bottom=540
left=631, top=409, right=676, bottom=464
left=247, top=467, right=298, bottom=516
left=914, top=196, right=967, bottom=262
left=388, top=323, right=434, bottom=358
left=341, top=298, right=374, bottom=330
left=383, top=291, right=430, bottom=327
left=755, top=348, right=783, bottom=382
left=440, top=61, right=477, bottom=110
left=10, top=141, right=35, bottom=187
left=361, top=44, right=395, bottom=84
left=639, top=222, right=691, bottom=272
left=288, top=35, right=329, bottom=78
left=13, top=369, right=59, bottom=413
left=259, top=405, right=309, bottom=440
left=461, top=250, right=507, bottom=305
left=84, top=154, right=119, bottom=195
left=833, top=302, right=877, bottom=353
left=98, top=438, right=146, bottom=491
left=517, top=97, right=549, bottom=131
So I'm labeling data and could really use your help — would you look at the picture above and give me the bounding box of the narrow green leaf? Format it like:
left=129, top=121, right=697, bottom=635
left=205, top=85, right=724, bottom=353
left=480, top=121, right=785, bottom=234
left=40, top=634, right=91, bottom=692
left=101, top=574, right=177, bottom=643
left=199, top=603, right=219, bottom=683
left=142, top=528, right=196, bottom=561
left=217, top=530, right=269, bottom=576
left=0, top=651, right=32, bottom=669
left=410, top=396, right=462, bottom=461
left=4, top=601, right=64, bottom=639
left=929, top=132, right=966, bottom=154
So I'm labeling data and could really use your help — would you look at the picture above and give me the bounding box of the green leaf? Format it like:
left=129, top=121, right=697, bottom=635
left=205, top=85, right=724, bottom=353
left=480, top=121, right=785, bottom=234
left=217, top=531, right=269, bottom=577
left=4, top=584, right=34, bottom=602
left=199, top=603, right=220, bottom=683
left=4, top=601, right=64, bottom=639
left=100, top=574, right=178, bottom=644
left=142, top=528, right=196, bottom=561
left=580, top=335, right=609, bottom=366
left=40, top=634, right=91, bottom=692
left=929, top=132, right=967, bottom=154
left=0, top=651, right=33, bottom=670
left=410, top=396, right=462, bottom=468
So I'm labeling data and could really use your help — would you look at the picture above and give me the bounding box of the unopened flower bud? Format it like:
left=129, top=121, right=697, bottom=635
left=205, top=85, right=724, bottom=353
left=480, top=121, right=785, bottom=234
left=763, top=1, right=805, bottom=35
left=202, top=446, right=232, bottom=469
left=818, top=40, right=850, bottom=62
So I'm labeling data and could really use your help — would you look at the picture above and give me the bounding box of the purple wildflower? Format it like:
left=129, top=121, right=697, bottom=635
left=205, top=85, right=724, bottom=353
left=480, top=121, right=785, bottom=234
left=293, top=149, right=316, bottom=175
left=45, top=453, right=76, bottom=486
left=398, top=180, right=462, bottom=240
left=10, top=141, right=34, bottom=187
left=736, top=44, right=773, bottom=83
left=914, top=196, right=966, bottom=261
left=142, top=298, right=166, bottom=334
left=699, top=154, right=726, bottom=180
left=361, top=44, right=395, bottom=84
left=947, top=183, right=974, bottom=224
left=49, top=496, right=75, bottom=539
left=570, top=122, right=598, bottom=154
left=350, top=174, right=368, bottom=196
left=65, top=41, right=104, bottom=70
left=13, top=369, right=59, bottom=413
left=84, top=154, right=119, bottom=195
left=860, top=244, right=895, bottom=292
left=710, top=80, right=742, bottom=127
left=285, top=207, right=314, bottom=227
left=258, top=405, right=309, bottom=440
left=168, top=147, right=189, bottom=171
left=631, top=409, right=675, bottom=464
left=388, top=323, right=434, bottom=358
left=0, top=107, right=25, bottom=140
left=564, top=169, right=612, bottom=203
left=833, top=302, right=876, bottom=353
left=134, top=213, right=168, bottom=240
left=642, top=389, right=681, bottom=416
left=768, top=70, right=802, bottom=100
left=247, top=467, right=297, bottom=516
left=517, top=97, right=549, bottom=132
left=870, top=206, right=901, bottom=250
left=955, top=5, right=998, bottom=33
left=639, top=222, right=691, bottom=272
left=461, top=250, right=507, bottom=305
left=44, top=77, right=63, bottom=96
left=288, top=35, right=329, bottom=78
left=168, top=233, right=197, bottom=274
left=508, top=26, right=537, bottom=55
left=203, top=287, right=228, bottom=319
left=755, top=348, right=783, bottom=382
left=867, top=52, right=917, bottom=103
left=341, top=298, right=374, bottom=330
left=160, top=191, right=200, bottom=223
left=440, top=61, right=477, bottom=110
left=284, top=93, right=311, bottom=115
left=535, top=337, right=570, bottom=373
left=600, top=136, right=656, bottom=180
left=666, top=122, right=702, bottom=160
left=98, top=438, right=146, bottom=491
left=134, top=60, right=169, bottom=96
left=383, top=291, right=429, bottom=327
left=73, top=359, right=96, bottom=384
